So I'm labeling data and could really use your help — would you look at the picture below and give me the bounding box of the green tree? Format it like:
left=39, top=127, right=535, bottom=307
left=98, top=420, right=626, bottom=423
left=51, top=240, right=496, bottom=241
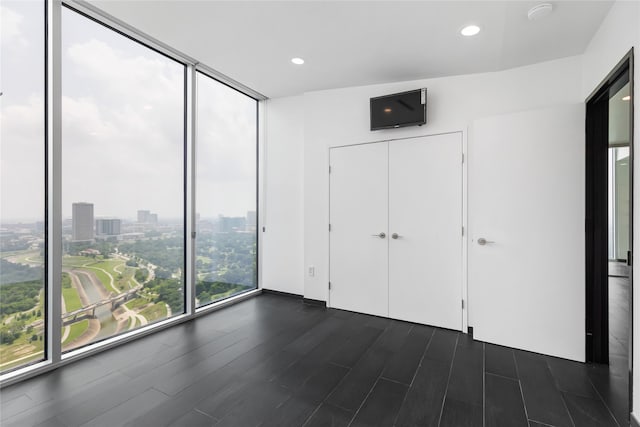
left=62, top=273, right=72, bottom=288
left=0, top=281, right=41, bottom=315
left=135, top=269, right=149, bottom=282
left=0, top=320, right=25, bottom=345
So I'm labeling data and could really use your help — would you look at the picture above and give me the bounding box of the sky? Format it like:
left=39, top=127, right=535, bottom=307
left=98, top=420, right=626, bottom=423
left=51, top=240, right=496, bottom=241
left=1, top=1, right=257, bottom=223
left=1, top=1, right=45, bottom=223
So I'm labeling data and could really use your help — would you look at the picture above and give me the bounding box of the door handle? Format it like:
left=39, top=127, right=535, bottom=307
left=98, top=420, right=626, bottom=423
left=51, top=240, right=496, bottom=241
left=477, top=237, right=495, bottom=246
left=371, top=232, right=386, bottom=239
left=391, top=233, right=401, bottom=239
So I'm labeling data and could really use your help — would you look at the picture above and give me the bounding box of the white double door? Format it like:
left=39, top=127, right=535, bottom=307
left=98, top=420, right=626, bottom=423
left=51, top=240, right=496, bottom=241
left=329, top=133, right=463, bottom=330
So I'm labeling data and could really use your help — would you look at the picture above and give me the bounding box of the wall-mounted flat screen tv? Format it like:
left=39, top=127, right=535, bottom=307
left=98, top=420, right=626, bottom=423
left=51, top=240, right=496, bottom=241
left=370, top=88, right=427, bottom=131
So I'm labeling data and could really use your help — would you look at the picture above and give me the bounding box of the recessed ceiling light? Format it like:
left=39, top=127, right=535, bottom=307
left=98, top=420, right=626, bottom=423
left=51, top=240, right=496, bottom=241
left=291, top=57, right=305, bottom=65
left=460, top=25, right=481, bottom=37
left=528, top=3, right=553, bottom=21
left=622, top=95, right=631, bottom=101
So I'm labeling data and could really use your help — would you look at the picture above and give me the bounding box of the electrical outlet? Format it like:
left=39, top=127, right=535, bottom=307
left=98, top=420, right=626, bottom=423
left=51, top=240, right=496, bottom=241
left=308, top=266, right=315, bottom=277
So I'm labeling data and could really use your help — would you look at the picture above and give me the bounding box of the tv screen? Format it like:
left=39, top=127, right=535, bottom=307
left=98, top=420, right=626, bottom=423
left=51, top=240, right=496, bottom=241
left=370, top=88, right=426, bottom=131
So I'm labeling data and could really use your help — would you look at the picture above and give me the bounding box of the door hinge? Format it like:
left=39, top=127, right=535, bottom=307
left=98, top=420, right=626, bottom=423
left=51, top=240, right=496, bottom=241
left=628, top=250, right=633, bottom=267
left=329, top=224, right=332, bottom=232
left=462, top=153, right=464, bottom=164
left=462, top=226, right=464, bottom=236
left=328, top=282, right=332, bottom=290
left=462, top=299, right=464, bottom=309
left=329, top=165, right=332, bottom=174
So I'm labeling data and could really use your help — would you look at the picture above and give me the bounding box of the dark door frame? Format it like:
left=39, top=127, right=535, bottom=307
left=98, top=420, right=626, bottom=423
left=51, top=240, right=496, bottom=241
left=585, top=48, right=634, bottom=411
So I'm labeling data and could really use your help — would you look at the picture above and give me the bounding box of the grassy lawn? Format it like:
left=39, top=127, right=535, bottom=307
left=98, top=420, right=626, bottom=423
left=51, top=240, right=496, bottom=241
left=87, top=268, right=114, bottom=292
left=0, top=249, right=29, bottom=259
left=116, top=272, right=135, bottom=291
left=91, top=260, right=124, bottom=275
left=86, top=260, right=135, bottom=292
left=0, top=349, right=44, bottom=372
left=62, top=255, right=92, bottom=267
left=0, top=335, right=44, bottom=373
left=62, top=320, right=89, bottom=346
left=62, top=287, right=83, bottom=313
left=6, top=250, right=44, bottom=265
left=122, top=267, right=137, bottom=289
left=65, top=261, right=121, bottom=296
left=140, top=303, right=167, bottom=323
left=124, top=297, right=150, bottom=310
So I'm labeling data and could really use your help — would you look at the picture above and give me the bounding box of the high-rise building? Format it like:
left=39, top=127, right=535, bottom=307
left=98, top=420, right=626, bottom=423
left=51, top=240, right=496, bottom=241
left=138, top=210, right=158, bottom=224
left=137, top=210, right=150, bottom=223
left=95, top=218, right=121, bottom=236
left=72, top=202, right=94, bottom=241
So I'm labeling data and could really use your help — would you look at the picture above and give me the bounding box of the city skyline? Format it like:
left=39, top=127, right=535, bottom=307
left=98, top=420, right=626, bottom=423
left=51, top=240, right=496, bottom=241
left=0, top=210, right=257, bottom=225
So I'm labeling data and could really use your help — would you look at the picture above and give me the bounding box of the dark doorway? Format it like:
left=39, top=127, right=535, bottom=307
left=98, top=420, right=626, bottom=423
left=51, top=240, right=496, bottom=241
left=585, top=49, right=633, bottom=419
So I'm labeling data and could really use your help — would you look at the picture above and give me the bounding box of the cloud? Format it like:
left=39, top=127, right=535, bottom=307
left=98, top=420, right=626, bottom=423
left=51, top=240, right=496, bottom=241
left=1, top=2, right=45, bottom=222
left=0, top=95, right=45, bottom=222
left=56, top=6, right=189, bottom=220
left=195, top=76, right=258, bottom=218
left=2, top=7, right=258, bottom=222
left=0, top=4, right=29, bottom=50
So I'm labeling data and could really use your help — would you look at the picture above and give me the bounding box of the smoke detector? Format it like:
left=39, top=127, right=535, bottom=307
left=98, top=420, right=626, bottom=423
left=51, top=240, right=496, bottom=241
left=528, top=3, right=553, bottom=21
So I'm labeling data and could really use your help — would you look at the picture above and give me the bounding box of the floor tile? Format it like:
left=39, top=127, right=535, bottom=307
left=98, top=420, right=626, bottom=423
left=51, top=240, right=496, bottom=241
left=303, top=403, right=353, bottom=427
left=350, top=378, right=408, bottom=427
left=439, top=397, right=483, bottom=427
left=485, top=373, right=528, bottom=427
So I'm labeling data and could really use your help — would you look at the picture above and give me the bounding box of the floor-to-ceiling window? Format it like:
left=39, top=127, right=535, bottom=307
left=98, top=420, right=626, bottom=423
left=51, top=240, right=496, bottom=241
left=195, top=73, right=258, bottom=308
left=0, top=0, right=46, bottom=373
left=59, top=7, right=186, bottom=352
left=1, top=1, right=260, bottom=381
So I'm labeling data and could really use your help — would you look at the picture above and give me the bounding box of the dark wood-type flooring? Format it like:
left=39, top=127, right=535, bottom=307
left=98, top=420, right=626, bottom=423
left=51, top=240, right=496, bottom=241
left=0, top=291, right=630, bottom=426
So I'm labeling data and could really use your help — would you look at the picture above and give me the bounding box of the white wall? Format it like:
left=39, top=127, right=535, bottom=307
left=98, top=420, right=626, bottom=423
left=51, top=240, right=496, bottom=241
left=301, top=55, right=584, bottom=302
left=261, top=0, right=640, bottom=411
left=261, top=96, right=305, bottom=295
left=581, top=0, right=640, bottom=418
left=263, top=0, right=637, bottom=359
left=581, top=1, right=639, bottom=100
left=266, top=54, right=587, bottom=361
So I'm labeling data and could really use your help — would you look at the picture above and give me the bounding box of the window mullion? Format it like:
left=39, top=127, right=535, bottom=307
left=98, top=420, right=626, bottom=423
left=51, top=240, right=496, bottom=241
left=186, top=65, right=197, bottom=317
left=47, top=0, right=63, bottom=365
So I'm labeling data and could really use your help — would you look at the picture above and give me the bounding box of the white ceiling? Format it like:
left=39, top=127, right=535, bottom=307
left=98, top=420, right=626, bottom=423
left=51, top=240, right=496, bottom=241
left=87, top=0, right=614, bottom=99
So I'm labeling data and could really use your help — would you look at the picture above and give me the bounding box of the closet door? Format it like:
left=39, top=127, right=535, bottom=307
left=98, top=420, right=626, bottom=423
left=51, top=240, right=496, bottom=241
left=329, top=142, right=389, bottom=317
left=388, top=133, right=463, bottom=330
